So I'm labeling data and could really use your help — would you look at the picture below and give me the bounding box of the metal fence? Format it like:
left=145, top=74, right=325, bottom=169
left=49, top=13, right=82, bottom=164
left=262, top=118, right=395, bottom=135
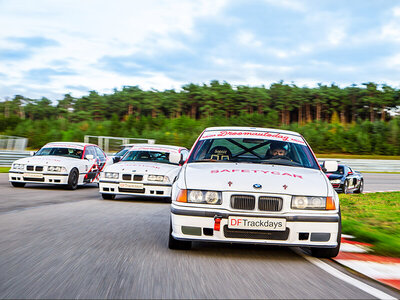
left=84, top=135, right=155, bottom=153
left=0, top=135, right=28, bottom=151
left=0, top=151, right=30, bottom=167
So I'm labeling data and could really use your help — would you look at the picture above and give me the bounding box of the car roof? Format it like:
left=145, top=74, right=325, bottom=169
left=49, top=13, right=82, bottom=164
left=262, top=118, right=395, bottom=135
left=204, top=126, right=302, bottom=137
left=45, top=142, right=97, bottom=147
left=128, top=144, right=187, bottom=151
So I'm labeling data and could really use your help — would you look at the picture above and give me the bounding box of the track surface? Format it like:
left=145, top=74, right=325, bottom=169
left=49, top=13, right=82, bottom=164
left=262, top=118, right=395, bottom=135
left=0, top=174, right=399, bottom=299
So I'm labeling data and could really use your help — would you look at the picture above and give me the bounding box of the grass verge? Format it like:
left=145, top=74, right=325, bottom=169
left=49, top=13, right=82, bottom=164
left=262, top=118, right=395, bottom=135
left=340, top=192, right=400, bottom=257
left=0, top=167, right=10, bottom=173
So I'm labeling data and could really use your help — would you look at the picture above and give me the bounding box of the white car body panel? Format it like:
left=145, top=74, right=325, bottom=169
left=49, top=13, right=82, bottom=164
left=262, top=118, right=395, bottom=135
left=99, top=144, right=188, bottom=199
left=9, top=142, right=111, bottom=186
left=170, top=127, right=340, bottom=249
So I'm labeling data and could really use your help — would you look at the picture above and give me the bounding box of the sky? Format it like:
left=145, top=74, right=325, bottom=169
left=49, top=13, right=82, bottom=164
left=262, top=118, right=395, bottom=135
left=1, top=0, right=400, bottom=101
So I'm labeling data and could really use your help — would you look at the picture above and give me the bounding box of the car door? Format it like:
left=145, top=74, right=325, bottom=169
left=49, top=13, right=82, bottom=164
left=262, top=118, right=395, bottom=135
left=85, top=146, right=99, bottom=182
left=346, top=166, right=357, bottom=190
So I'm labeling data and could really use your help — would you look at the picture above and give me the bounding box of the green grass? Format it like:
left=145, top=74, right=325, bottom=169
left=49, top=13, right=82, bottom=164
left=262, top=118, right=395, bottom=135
left=0, top=167, right=10, bottom=173
left=316, top=153, right=400, bottom=160
left=340, top=192, right=400, bottom=257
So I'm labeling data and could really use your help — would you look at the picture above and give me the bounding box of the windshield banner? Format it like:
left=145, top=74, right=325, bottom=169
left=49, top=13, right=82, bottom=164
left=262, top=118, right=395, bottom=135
left=131, top=146, right=179, bottom=153
left=45, top=143, right=85, bottom=150
left=200, top=130, right=305, bottom=145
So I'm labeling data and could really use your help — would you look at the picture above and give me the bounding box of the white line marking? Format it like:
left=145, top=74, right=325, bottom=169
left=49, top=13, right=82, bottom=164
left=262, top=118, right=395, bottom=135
left=294, top=250, right=396, bottom=300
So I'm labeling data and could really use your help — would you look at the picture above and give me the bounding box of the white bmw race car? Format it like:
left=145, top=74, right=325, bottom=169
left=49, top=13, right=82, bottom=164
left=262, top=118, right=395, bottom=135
left=9, top=142, right=112, bottom=190
left=169, top=127, right=341, bottom=258
left=99, top=144, right=189, bottom=201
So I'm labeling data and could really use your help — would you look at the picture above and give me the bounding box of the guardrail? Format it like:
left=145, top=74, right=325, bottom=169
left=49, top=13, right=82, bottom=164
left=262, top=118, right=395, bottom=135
left=0, top=151, right=30, bottom=167
left=0, top=151, right=399, bottom=172
left=318, top=158, right=400, bottom=172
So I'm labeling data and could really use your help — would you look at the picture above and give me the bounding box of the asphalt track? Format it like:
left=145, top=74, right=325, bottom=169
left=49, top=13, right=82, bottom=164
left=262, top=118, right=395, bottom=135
left=0, top=173, right=399, bottom=299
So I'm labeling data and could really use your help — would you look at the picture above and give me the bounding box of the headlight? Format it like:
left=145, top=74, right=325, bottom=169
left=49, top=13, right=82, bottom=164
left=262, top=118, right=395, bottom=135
left=105, top=172, right=119, bottom=179
left=48, top=166, right=66, bottom=172
left=187, top=190, right=222, bottom=204
left=148, top=175, right=170, bottom=183
left=12, top=164, right=25, bottom=170
left=291, top=196, right=335, bottom=210
left=330, top=179, right=341, bottom=184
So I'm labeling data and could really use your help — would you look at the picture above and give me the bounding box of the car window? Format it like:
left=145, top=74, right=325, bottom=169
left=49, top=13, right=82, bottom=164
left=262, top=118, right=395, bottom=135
left=36, top=147, right=83, bottom=159
left=95, top=147, right=106, bottom=159
left=122, top=150, right=175, bottom=164
left=181, top=150, right=189, bottom=162
left=188, top=137, right=319, bottom=169
left=85, top=146, right=96, bottom=157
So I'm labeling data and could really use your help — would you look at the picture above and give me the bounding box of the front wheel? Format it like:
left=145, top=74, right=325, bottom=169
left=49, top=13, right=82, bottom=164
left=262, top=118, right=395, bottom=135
left=168, top=219, right=192, bottom=250
left=354, top=180, right=364, bottom=194
left=66, top=168, right=79, bottom=190
left=311, top=210, right=341, bottom=258
left=11, top=182, right=25, bottom=188
left=341, top=181, right=349, bottom=194
left=102, top=193, right=116, bottom=200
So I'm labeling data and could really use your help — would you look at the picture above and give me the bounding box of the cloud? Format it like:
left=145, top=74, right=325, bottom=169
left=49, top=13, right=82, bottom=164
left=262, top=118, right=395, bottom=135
left=25, top=68, right=76, bottom=83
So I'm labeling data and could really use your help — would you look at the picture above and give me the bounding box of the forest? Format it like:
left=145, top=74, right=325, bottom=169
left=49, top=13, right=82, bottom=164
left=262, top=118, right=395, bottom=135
left=1, top=80, right=399, bottom=154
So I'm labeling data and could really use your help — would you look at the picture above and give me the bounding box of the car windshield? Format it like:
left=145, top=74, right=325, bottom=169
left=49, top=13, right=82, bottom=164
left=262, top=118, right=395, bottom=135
left=122, top=150, right=173, bottom=164
left=36, top=147, right=83, bottom=159
left=114, top=148, right=129, bottom=157
left=188, top=137, right=319, bottom=169
left=330, top=166, right=345, bottom=175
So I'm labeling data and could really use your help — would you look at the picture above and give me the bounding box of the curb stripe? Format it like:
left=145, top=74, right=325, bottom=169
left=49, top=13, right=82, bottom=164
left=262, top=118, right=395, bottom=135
left=294, top=249, right=397, bottom=300
left=378, top=279, right=400, bottom=290
left=336, top=252, right=400, bottom=264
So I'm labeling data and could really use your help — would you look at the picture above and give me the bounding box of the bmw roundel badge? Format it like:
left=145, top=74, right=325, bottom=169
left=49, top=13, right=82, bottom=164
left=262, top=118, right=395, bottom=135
left=253, top=183, right=262, bottom=189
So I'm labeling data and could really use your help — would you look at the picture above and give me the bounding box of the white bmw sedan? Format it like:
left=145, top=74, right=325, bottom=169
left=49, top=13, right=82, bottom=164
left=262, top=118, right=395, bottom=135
left=99, top=144, right=189, bottom=201
left=9, top=142, right=112, bottom=190
left=169, top=127, right=341, bottom=258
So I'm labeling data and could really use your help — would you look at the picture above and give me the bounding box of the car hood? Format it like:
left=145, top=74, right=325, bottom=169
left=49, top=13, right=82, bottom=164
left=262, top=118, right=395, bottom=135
left=184, top=162, right=329, bottom=196
left=105, top=161, right=179, bottom=176
left=14, top=155, right=80, bottom=166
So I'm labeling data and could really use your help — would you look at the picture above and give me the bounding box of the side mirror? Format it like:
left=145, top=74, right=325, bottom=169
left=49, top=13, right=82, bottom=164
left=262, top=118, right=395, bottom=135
left=30, top=151, right=36, bottom=156
left=86, top=154, right=94, bottom=160
left=323, top=161, right=338, bottom=173
left=169, top=152, right=182, bottom=165
left=113, top=156, right=121, bottom=163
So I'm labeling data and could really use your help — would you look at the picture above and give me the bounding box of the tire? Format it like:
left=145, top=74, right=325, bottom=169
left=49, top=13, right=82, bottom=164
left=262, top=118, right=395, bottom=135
left=311, top=209, right=341, bottom=258
left=66, top=168, right=79, bottom=190
left=341, top=181, right=348, bottom=194
left=11, top=182, right=25, bottom=188
left=168, top=219, right=192, bottom=250
left=102, top=193, right=116, bottom=200
left=354, top=180, right=364, bottom=194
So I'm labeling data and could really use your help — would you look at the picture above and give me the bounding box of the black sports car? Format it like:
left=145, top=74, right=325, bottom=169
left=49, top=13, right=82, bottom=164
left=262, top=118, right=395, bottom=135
left=323, top=164, right=364, bottom=194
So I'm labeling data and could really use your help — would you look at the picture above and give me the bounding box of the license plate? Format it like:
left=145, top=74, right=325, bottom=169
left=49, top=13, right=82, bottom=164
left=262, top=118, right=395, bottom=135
left=119, top=182, right=144, bottom=189
left=23, top=173, right=43, bottom=178
left=228, top=216, right=286, bottom=231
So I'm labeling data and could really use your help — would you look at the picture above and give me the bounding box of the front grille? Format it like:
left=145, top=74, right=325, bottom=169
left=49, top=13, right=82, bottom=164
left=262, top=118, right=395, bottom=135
left=223, top=226, right=289, bottom=240
left=27, top=165, right=34, bottom=171
left=23, top=177, right=45, bottom=182
left=133, top=175, right=143, bottom=181
left=35, top=166, right=43, bottom=171
left=122, top=174, right=131, bottom=181
left=118, top=187, right=145, bottom=193
left=231, top=195, right=255, bottom=210
left=258, top=197, right=283, bottom=211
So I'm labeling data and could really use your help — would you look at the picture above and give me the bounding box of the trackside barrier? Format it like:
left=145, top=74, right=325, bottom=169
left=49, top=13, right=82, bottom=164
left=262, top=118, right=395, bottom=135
left=0, top=151, right=30, bottom=167
left=318, top=158, right=400, bottom=172
left=0, top=151, right=399, bottom=171
left=0, top=136, right=28, bottom=151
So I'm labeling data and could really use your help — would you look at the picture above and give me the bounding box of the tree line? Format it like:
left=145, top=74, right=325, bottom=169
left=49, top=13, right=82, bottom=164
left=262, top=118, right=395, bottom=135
left=1, top=80, right=399, bottom=125
left=0, top=81, right=399, bottom=155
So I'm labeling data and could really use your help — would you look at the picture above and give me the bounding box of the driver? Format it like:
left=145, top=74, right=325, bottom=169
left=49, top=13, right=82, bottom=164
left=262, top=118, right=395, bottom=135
left=266, top=141, right=288, bottom=158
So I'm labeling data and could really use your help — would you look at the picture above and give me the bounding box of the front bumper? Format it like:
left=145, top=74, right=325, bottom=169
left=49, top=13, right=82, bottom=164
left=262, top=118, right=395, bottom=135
left=171, top=205, right=340, bottom=248
left=99, top=180, right=172, bottom=197
left=9, top=171, right=69, bottom=185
